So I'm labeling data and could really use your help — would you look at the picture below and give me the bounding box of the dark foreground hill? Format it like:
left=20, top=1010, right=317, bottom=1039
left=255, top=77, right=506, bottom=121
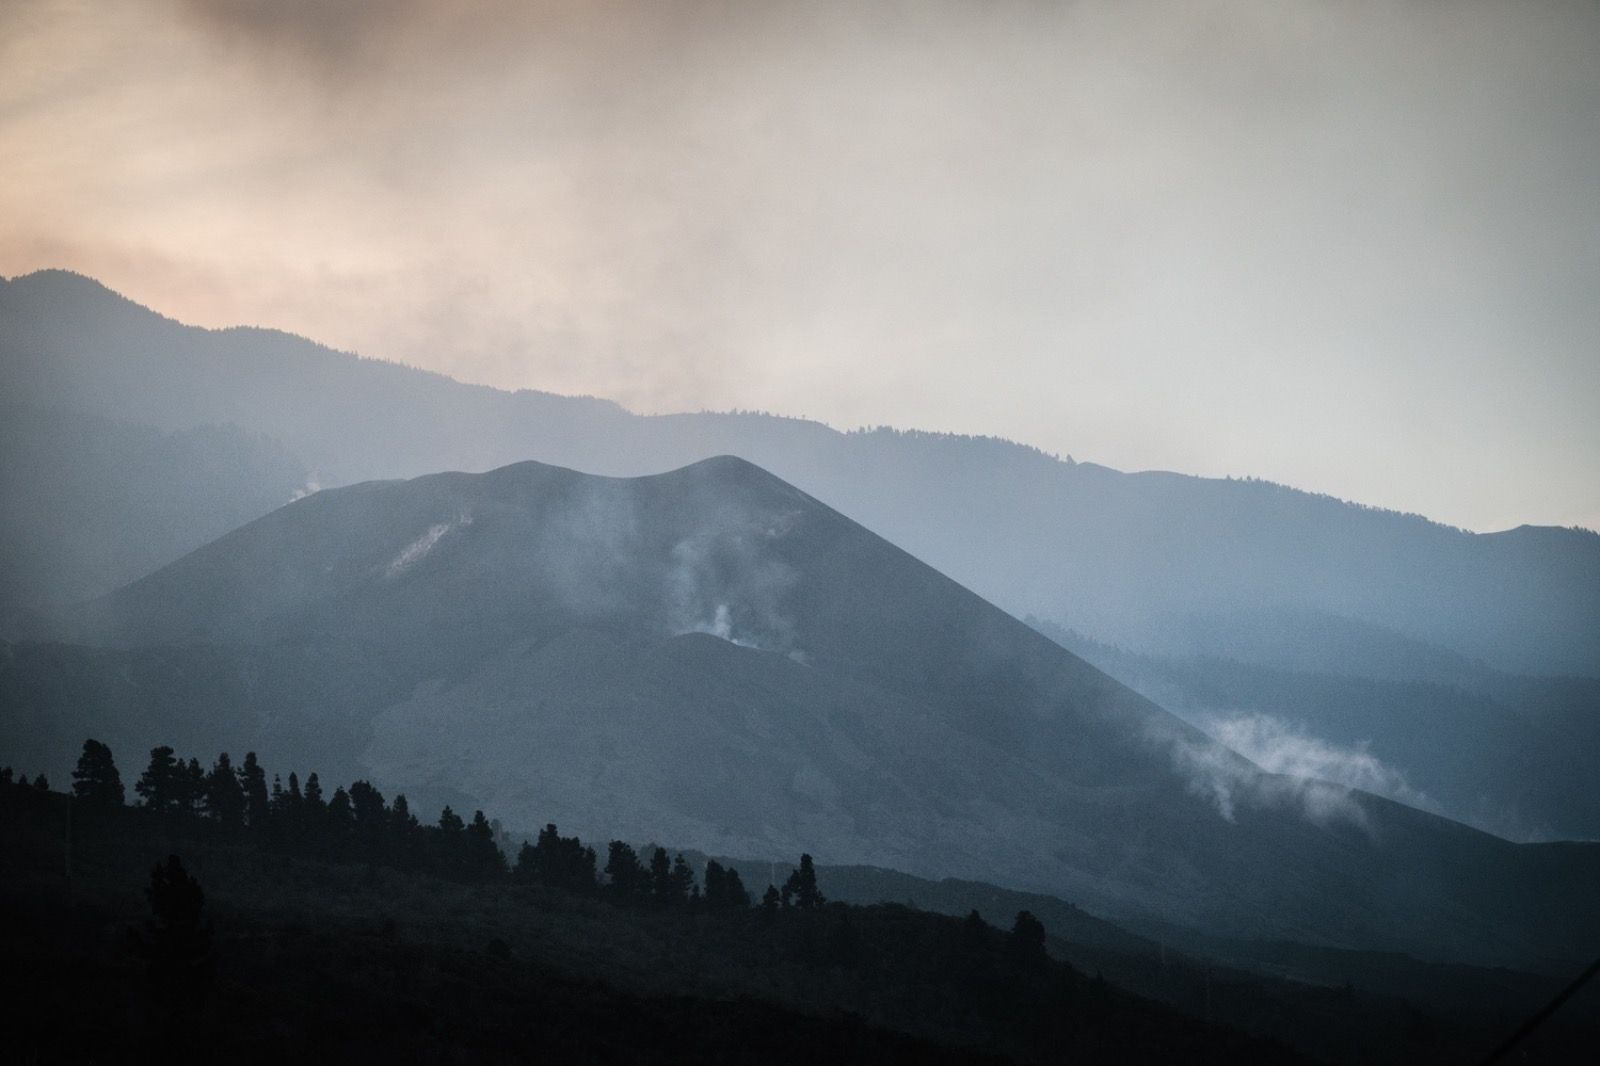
left=6, top=456, right=1598, bottom=970
left=7, top=774, right=1596, bottom=1064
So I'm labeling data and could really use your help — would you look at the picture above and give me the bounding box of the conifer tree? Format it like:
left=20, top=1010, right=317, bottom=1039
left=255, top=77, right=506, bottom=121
left=274, top=771, right=304, bottom=842
left=135, top=745, right=181, bottom=813
left=526, top=824, right=553, bottom=883
left=704, top=860, right=727, bottom=908
left=326, top=786, right=354, bottom=836
left=182, top=758, right=206, bottom=815
left=204, top=753, right=245, bottom=828
left=72, top=738, right=125, bottom=810
left=781, top=853, right=824, bottom=910
left=605, top=841, right=646, bottom=903
left=436, top=805, right=465, bottom=876
left=389, top=794, right=419, bottom=859
left=238, top=752, right=269, bottom=828
left=723, top=866, right=751, bottom=909
left=466, top=810, right=505, bottom=879
left=702, top=860, right=752, bottom=911
left=347, top=780, right=386, bottom=860
left=514, top=840, right=538, bottom=880
left=669, top=853, right=696, bottom=905
left=522, top=824, right=596, bottom=893
left=649, top=846, right=673, bottom=907
left=576, top=843, right=598, bottom=892
left=302, top=772, right=325, bottom=813
left=349, top=780, right=385, bottom=828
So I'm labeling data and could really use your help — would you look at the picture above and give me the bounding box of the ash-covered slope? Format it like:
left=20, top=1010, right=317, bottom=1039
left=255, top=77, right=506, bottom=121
left=15, top=457, right=1600, bottom=969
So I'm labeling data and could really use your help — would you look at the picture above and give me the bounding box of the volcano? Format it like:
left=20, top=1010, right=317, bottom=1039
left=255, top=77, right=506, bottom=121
left=7, top=455, right=1596, bottom=968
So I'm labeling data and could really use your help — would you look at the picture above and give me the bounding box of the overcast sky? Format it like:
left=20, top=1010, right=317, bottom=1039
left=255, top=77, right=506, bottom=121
left=3, top=0, right=1597, bottom=532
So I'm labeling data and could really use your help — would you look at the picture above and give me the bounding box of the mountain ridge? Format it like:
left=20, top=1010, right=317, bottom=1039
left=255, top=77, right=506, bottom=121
left=14, top=270, right=1595, bottom=540
left=5, top=268, right=1595, bottom=679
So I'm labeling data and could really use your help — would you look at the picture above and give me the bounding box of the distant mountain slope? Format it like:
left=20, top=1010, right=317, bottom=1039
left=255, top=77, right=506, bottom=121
left=3, top=269, right=1595, bottom=677
left=9, top=456, right=1597, bottom=970
left=0, top=404, right=306, bottom=622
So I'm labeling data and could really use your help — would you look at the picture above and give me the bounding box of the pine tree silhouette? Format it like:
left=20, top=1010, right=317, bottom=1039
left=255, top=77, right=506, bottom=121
left=436, top=805, right=465, bottom=876
left=238, top=752, right=269, bottom=828
left=389, top=794, right=420, bottom=861
left=181, top=758, right=206, bottom=815
left=605, top=841, right=647, bottom=904
left=649, top=846, right=673, bottom=907
left=135, top=746, right=180, bottom=813
left=72, top=738, right=124, bottom=811
left=704, top=860, right=729, bottom=909
left=347, top=780, right=386, bottom=861
left=669, top=853, right=696, bottom=905
left=514, top=840, right=538, bottom=880
left=302, top=771, right=325, bottom=810
left=325, top=786, right=354, bottom=854
left=519, top=824, right=597, bottom=893
left=781, top=854, right=825, bottom=910
left=723, top=866, right=751, bottom=909
left=204, top=753, right=245, bottom=829
left=466, top=810, right=505, bottom=879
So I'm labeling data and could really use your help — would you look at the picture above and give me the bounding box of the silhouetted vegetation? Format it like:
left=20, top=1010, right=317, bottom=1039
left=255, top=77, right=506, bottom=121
left=72, top=738, right=124, bottom=811
left=782, top=852, right=825, bottom=909
left=16, top=740, right=973, bottom=924
left=4, top=740, right=1596, bottom=1063
left=515, top=822, right=599, bottom=893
